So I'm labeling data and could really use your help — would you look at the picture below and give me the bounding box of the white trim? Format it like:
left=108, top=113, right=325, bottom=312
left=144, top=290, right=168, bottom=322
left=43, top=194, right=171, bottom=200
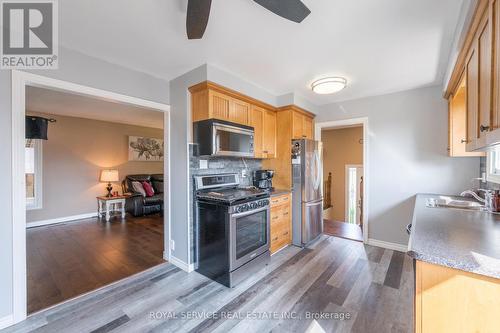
left=0, top=315, right=14, bottom=330
left=344, top=164, right=363, bottom=224
left=486, top=149, right=500, bottom=184
left=11, top=70, right=171, bottom=326
left=168, top=255, right=195, bottom=272
left=315, top=117, right=370, bottom=244
left=367, top=238, right=408, bottom=253
left=26, top=212, right=98, bottom=228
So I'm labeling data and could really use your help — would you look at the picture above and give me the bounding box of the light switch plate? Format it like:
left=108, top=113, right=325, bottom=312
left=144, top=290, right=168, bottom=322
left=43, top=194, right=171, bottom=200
left=199, top=160, right=208, bottom=169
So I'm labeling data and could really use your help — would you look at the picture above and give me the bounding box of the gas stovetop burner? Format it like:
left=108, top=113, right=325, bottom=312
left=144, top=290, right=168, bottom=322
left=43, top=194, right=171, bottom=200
left=197, top=186, right=268, bottom=204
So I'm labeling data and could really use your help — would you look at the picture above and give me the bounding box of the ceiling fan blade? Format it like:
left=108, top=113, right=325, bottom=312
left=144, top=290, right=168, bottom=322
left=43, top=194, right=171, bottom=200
left=186, top=0, right=212, bottom=39
left=253, top=0, right=311, bottom=23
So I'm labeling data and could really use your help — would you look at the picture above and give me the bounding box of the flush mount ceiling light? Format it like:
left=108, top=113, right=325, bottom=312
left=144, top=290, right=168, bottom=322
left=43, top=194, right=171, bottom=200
left=311, top=77, right=347, bottom=94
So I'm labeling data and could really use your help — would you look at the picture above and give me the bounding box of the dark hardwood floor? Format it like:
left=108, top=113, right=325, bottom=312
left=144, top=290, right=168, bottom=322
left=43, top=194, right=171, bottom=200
left=7, top=236, right=413, bottom=333
left=27, top=214, right=165, bottom=314
left=324, top=219, right=363, bottom=242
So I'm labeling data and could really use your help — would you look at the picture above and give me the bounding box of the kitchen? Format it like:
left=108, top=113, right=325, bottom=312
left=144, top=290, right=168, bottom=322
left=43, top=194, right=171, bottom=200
left=188, top=82, right=322, bottom=286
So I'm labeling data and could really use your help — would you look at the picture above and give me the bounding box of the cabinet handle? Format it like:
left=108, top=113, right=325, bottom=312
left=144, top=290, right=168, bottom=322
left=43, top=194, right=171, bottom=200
left=272, top=236, right=278, bottom=241
left=283, top=212, right=289, bottom=216
left=262, top=150, right=268, bottom=154
left=480, top=125, right=490, bottom=132
left=272, top=216, right=279, bottom=220
left=460, top=139, right=469, bottom=144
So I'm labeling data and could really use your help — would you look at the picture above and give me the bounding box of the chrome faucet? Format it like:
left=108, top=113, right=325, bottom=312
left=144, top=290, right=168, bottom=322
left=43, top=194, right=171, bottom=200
left=460, top=189, right=493, bottom=211
left=460, top=190, right=487, bottom=203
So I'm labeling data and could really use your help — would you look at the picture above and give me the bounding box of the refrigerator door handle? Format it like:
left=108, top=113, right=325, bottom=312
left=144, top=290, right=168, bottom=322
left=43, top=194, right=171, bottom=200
left=313, top=150, right=321, bottom=190
left=306, top=200, right=322, bottom=207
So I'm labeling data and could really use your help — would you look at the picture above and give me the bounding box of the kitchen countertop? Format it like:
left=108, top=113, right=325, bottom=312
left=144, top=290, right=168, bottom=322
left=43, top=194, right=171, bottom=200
left=408, top=193, right=500, bottom=279
left=268, top=188, right=292, bottom=197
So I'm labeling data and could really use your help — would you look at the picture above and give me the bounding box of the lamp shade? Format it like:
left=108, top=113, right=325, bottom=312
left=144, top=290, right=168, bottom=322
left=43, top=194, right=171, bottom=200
left=100, top=169, right=119, bottom=182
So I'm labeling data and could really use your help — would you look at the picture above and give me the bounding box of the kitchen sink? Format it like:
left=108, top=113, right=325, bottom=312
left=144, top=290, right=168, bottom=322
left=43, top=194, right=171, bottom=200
left=426, top=196, right=485, bottom=211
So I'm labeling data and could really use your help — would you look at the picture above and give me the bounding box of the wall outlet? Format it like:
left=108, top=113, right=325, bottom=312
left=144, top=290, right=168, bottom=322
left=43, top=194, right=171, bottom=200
left=241, top=169, right=247, bottom=178
left=199, top=159, right=208, bottom=169
left=170, top=239, right=175, bottom=251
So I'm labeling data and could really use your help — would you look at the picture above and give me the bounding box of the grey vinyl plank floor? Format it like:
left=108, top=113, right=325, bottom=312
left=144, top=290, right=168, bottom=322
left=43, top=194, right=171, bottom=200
left=2, top=236, right=413, bottom=333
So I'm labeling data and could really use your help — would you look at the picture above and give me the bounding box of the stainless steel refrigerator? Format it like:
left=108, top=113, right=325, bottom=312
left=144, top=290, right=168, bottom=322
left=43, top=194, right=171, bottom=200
left=291, top=139, right=323, bottom=247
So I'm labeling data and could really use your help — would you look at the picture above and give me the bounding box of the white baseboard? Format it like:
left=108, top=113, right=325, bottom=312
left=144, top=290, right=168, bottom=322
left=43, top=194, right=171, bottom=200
left=27, top=212, right=98, bottom=228
left=0, top=314, right=14, bottom=330
left=169, top=255, right=195, bottom=273
left=367, top=238, right=408, bottom=253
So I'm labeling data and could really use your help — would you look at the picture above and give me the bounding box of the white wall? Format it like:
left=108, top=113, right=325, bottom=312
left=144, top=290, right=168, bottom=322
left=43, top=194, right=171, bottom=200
left=317, top=85, right=480, bottom=246
left=0, top=46, right=170, bottom=323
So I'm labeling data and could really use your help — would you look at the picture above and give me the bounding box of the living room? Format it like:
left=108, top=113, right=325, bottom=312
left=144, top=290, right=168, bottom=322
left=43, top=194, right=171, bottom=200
left=24, top=85, right=167, bottom=314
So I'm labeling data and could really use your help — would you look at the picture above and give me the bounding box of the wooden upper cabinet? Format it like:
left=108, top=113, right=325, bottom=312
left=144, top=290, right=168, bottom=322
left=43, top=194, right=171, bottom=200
left=303, top=116, right=314, bottom=139
left=292, top=111, right=304, bottom=139
left=229, top=98, right=250, bottom=125
left=210, top=90, right=231, bottom=120
left=262, top=109, right=277, bottom=158
left=477, top=12, right=492, bottom=143
left=190, top=83, right=250, bottom=126
left=466, top=44, right=480, bottom=151
left=292, top=110, right=315, bottom=140
left=250, top=105, right=276, bottom=159
left=449, top=74, right=485, bottom=157
left=249, top=106, right=264, bottom=158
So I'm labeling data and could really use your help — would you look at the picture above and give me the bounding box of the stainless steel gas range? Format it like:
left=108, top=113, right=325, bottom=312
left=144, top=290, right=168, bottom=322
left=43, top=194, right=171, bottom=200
left=194, top=173, right=270, bottom=287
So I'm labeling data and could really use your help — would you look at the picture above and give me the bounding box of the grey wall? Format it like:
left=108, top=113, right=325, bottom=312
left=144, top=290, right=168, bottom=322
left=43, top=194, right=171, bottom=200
left=316, top=85, right=480, bottom=246
left=0, top=47, right=169, bottom=320
left=168, top=65, right=207, bottom=264
left=26, top=113, right=163, bottom=223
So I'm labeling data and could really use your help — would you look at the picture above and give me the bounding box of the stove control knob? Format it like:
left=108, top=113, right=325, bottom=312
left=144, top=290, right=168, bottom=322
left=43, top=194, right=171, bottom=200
left=250, top=202, right=258, bottom=209
left=262, top=200, right=270, bottom=206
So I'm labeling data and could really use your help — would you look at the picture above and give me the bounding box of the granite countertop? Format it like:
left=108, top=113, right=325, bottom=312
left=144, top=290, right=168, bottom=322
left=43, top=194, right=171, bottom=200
left=269, top=188, right=292, bottom=197
left=408, top=194, right=500, bottom=279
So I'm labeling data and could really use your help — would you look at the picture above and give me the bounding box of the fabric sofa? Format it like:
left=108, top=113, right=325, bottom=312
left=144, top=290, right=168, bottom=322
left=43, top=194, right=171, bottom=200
left=122, top=174, right=164, bottom=217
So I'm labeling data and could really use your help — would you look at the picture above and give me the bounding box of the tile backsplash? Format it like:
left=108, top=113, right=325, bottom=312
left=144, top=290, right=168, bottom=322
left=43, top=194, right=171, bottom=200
left=188, top=143, right=263, bottom=264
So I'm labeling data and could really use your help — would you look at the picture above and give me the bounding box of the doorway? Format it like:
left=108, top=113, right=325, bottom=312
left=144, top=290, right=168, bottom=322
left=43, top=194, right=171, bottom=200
left=11, top=71, right=171, bottom=323
left=315, top=118, right=367, bottom=243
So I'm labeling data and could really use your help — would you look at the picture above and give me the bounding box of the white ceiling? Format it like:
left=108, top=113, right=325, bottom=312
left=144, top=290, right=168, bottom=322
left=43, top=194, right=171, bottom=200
left=26, top=86, right=164, bottom=129
left=59, top=0, right=464, bottom=105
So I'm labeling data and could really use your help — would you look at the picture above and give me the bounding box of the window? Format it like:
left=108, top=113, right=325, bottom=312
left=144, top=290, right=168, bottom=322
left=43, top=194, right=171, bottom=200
left=347, top=167, right=357, bottom=224
left=25, top=139, right=42, bottom=210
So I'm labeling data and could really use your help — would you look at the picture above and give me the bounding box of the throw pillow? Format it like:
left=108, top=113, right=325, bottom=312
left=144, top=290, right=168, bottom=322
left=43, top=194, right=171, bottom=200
left=142, top=181, right=155, bottom=197
left=131, top=181, right=146, bottom=197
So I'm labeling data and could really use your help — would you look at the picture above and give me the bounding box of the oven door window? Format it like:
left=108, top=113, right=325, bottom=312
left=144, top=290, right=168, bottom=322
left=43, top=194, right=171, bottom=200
left=235, top=210, right=267, bottom=260
left=215, top=127, right=253, bottom=156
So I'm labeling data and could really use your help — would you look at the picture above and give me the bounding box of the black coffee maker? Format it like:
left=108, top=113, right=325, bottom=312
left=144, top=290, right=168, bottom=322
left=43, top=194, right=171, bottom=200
left=253, top=170, right=274, bottom=190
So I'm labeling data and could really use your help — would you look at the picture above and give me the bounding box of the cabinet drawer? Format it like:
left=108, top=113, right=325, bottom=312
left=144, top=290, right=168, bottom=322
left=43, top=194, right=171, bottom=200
left=270, top=193, right=291, bottom=207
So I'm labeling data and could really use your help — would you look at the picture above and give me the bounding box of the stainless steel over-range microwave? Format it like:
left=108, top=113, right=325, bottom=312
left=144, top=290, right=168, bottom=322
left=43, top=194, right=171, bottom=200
left=193, top=119, right=254, bottom=157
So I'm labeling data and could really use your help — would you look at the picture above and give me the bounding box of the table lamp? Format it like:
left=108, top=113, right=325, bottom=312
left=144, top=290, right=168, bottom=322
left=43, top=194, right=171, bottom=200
left=100, top=169, right=119, bottom=197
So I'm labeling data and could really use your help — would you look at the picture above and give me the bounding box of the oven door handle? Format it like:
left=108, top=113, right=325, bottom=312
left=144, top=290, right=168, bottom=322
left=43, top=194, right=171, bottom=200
left=230, top=206, right=269, bottom=218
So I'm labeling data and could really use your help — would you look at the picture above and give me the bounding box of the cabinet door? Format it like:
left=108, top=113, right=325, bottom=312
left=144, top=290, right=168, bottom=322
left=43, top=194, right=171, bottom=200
left=262, top=110, right=277, bottom=158
left=466, top=44, right=479, bottom=150
left=249, top=106, right=264, bottom=158
left=292, top=111, right=304, bottom=139
left=478, top=14, right=492, bottom=143
left=303, top=116, right=314, bottom=139
left=229, top=98, right=250, bottom=125
left=209, top=91, right=231, bottom=121
left=449, top=77, right=486, bottom=157
left=492, top=0, right=500, bottom=131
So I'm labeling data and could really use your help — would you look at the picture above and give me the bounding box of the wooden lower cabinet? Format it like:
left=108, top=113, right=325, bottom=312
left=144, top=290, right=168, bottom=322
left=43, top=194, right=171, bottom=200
left=415, top=260, right=500, bottom=333
left=270, top=193, right=292, bottom=254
